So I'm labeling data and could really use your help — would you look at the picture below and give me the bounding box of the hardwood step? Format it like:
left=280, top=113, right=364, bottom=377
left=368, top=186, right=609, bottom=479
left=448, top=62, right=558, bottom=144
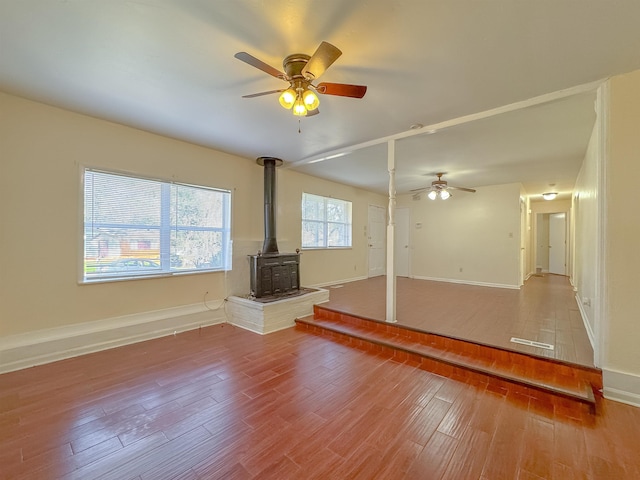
left=296, top=306, right=602, bottom=417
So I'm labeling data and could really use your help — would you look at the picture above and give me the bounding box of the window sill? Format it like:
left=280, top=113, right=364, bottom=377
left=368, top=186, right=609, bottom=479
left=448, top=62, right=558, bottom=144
left=80, top=268, right=227, bottom=285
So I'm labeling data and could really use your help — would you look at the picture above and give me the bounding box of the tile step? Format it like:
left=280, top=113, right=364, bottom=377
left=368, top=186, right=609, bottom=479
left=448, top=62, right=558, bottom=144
left=311, top=305, right=602, bottom=392
left=295, top=314, right=597, bottom=413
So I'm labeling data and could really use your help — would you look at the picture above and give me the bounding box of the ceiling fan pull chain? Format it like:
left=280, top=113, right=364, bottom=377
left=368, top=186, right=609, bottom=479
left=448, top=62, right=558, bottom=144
left=298, top=119, right=301, bottom=134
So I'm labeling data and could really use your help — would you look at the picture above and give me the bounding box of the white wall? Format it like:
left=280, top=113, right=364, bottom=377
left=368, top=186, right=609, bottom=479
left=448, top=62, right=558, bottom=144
left=604, top=69, right=640, bottom=405
left=398, top=183, right=522, bottom=288
left=573, top=122, right=599, bottom=343
left=530, top=199, right=571, bottom=215
left=0, top=92, right=379, bottom=347
left=276, top=168, right=385, bottom=286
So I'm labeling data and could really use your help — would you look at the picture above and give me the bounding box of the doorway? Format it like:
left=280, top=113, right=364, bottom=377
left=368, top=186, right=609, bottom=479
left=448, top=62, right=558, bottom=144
left=367, top=204, right=386, bottom=277
left=549, top=213, right=567, bottom=275
left=395, top=207, right=410, bottom=277
left=536, top=212, right=567, bottom=275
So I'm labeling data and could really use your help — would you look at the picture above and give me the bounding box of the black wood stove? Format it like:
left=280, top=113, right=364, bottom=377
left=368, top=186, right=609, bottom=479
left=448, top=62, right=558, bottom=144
left=249, top=157, right=300, bottom=298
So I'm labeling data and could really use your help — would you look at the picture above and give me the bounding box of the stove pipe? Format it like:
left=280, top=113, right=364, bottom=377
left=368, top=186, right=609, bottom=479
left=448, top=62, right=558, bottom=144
left=257, top=156, right=283, bottom=254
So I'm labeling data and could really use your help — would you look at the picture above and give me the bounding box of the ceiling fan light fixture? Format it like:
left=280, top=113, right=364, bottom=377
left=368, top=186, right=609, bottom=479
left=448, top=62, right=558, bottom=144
left=542, top=192, right=558, bottom=201
left=427, top=190, right=438, bottom=200
left=302, top=89, right=320, bottom=110
left=292, top=96, right=307, bottom=116
left=279, top=88, right=296, bottom=109
left=236, top=42, right=367, bottom=119
left=440, top=189, right=451, bottom=200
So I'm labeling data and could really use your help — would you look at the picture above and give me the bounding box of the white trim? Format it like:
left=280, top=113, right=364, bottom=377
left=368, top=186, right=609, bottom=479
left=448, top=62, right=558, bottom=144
left=79, top=167, right=233, bottom=284
left=594, top=81, right=610, bottom=369
left=603, top=368, right=640, bottom=408
left=78, top=162, right=86, bottom=283
left=310, top=275, right=368, bottom=288
left=412, top=275, right=520, bottom=290
left=575, top=294, right=596, bottom=348
left=386, top=140, right=397, bottom=323
left=0, top=302, right=226, bottom=374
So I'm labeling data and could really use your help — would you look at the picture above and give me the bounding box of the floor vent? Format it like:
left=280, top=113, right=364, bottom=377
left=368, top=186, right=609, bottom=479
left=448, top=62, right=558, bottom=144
left=510, top=337, right=555, bottom=350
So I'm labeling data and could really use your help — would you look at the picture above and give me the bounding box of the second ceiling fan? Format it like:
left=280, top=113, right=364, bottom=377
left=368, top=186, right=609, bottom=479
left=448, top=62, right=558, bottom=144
left=234, top=41, right=367, bottom=117
left=411, top=173, right=476, bottom=200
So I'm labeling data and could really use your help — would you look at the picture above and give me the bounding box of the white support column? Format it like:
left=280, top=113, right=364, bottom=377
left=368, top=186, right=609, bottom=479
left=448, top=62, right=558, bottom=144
left=386, top=140, right=397, bottom=323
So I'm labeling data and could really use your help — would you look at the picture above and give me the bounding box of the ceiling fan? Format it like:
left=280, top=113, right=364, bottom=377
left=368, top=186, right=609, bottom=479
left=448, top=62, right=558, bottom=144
left=234, top=41, right=367, bottom=117
left=411, top=173, right=476, bottom=200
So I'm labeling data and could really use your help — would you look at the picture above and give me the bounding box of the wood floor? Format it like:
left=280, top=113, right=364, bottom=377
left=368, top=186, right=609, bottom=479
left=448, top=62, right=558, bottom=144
left=323, top=274, right=595, bottom=367
left=2, top=321, right=640, bottom=479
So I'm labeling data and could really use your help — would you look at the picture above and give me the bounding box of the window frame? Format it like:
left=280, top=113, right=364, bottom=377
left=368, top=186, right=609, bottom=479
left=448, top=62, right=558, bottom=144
left=301, top=192, right=353, bottom=250
left=79, top=166, right=232, bottom=284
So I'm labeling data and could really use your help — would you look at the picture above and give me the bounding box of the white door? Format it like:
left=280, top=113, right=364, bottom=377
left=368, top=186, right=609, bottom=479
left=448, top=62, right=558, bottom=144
left=368, top=205, right=386, bottom=277
left=395, top=207, right=410, bottom=277
left=549, top=213, right=566, bottom=275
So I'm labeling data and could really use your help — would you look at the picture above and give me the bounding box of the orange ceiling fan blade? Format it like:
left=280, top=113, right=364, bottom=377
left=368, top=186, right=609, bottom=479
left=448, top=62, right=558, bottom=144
left=316, top=82, right=367, bottom=98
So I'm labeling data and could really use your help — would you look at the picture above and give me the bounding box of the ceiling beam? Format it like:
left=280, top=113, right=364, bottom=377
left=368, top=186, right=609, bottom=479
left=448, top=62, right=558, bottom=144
left=286, top=78, right=605, bottom=169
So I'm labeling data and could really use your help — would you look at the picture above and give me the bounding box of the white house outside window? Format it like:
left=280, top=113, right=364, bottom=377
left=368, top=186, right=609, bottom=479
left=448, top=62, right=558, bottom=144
left=83, top=169, right=231, bottom=282
left=302, top=193, right=352, bottom=248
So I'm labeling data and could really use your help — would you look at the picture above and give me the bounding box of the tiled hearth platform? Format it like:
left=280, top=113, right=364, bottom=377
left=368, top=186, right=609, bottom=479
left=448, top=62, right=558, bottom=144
left=296, top=304, right=603, bottom=417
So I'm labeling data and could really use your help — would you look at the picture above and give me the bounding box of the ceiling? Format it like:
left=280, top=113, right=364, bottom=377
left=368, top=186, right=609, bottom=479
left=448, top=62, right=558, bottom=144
left=2, top=1, right=640, bottom=198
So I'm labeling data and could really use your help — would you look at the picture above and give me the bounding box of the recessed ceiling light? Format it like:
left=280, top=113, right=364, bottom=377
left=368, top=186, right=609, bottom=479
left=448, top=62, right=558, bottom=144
left=410, top=123, right=424, bottom=130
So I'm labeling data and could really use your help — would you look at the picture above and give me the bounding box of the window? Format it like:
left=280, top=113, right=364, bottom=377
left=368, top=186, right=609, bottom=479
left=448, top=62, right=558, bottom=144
left=302, top=193, right=352, bottom=248
left=83, top=168, right=231, bottom=282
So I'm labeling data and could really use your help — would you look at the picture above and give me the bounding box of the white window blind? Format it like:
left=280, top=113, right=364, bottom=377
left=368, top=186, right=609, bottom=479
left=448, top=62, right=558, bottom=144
left=302, top=193, right=352, bottom=248
left=83, top=169, right=231, bottom=282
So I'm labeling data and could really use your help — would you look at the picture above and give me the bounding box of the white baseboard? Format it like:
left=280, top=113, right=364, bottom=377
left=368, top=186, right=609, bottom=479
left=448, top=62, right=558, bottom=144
left=0, top=302, right=227, bottom=374
left=310, top=275, right=368, bottom=288
left=575, top=294, right=596, bottom=349
left=603, top=368, right=640, bottom=408
left=411, top=275, right=521, bottom=290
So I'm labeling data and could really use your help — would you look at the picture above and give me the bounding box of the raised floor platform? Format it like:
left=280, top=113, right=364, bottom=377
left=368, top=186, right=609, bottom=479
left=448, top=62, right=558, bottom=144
left=321, top=275, right=595, bottom=367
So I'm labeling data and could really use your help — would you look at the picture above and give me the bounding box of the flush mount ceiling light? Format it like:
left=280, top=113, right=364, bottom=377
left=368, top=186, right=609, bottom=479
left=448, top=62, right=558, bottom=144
left=235, top=41, right=367, bottom=117
left=542, top=192, right=558, bottom=201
